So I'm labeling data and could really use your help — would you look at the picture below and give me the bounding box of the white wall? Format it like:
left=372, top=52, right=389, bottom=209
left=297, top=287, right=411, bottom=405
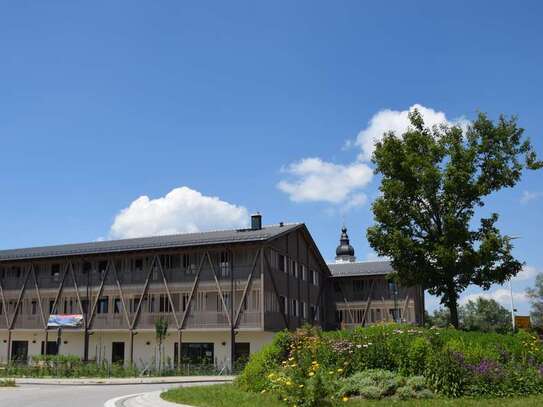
left=0, top=330, right=275, bottom=368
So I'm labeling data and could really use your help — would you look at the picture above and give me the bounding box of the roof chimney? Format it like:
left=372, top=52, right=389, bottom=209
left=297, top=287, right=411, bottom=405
left=251, top=213, right=262, bottom=230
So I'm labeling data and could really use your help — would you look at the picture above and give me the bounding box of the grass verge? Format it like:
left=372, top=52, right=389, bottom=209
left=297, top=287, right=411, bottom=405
left=0, top=379, right=16, bottom=387
left=161, top=384, right=543, bottom=407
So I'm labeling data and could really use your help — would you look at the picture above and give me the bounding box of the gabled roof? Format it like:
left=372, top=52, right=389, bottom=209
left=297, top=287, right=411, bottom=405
left=0, top=223, right=301, bottom=261
left=327, top=260, right=394, bottom=277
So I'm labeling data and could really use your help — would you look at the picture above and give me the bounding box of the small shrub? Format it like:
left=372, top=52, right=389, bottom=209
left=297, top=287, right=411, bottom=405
left=425, top=349, right=468, bottom=397
left=235, top=330, right=290, bottom=392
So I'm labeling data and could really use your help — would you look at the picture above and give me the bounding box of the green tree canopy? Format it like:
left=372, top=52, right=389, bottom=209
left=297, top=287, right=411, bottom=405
left=526, top=273, right=543, bottom=327
left=367, top=109, right=541, bottom=327
left=460, top=297, right=511, bottom=333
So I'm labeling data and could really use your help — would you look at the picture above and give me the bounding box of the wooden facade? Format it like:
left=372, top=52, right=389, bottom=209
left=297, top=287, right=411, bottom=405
left=0, top=222, right=331, bottom=368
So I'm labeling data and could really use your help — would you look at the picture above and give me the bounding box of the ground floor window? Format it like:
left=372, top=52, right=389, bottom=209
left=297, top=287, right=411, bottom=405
left=174, top=342, right=214, bottom=365
left=11, top=340, right=28, bottom=362
left=41, top=341, right=58, bottom=355
left=234, top=342, right=250, bottom=364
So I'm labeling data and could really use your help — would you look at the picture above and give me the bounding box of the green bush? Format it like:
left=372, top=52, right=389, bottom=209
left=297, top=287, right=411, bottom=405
left=235, top=330, right=290, bottom=392
left=336, top=369, right=433, bottom=401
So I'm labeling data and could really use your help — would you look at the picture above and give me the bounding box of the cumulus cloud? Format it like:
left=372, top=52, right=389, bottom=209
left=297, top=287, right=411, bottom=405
left=512, top=265, right=540, bottom=282
left=520, top=190, right=542, bottom=204
left=278, top=104, right=467, bottom=211
left=277, top=158, right=373, bottom=205
left=460, top=288, right=529, bottom=308
left=355, top=104, right=469, bottom=161
left=109, top=186, right=249, bottom=239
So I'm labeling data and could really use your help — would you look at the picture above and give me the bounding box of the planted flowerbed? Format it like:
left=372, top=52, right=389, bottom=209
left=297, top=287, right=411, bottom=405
left=235, top=324, right=543, bottom=406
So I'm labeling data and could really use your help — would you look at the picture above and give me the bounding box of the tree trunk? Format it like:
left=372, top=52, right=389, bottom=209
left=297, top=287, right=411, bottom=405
left=447, top=297, right=459, bottom=329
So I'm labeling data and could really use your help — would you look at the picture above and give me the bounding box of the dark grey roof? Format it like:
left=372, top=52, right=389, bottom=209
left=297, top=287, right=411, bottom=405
left=0, top=224, right=300, bottom=262
left=328, top=260, right=394, bottom=277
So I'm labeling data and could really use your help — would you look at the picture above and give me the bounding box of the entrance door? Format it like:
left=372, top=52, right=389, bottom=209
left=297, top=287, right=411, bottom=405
left=11, top=341, right=28, bottom=363
left=112, top=342, right=125, bottom=365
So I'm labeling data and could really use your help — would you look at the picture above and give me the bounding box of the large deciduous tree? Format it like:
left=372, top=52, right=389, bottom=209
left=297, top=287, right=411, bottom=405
left=367, top=110, right=541, bottom=328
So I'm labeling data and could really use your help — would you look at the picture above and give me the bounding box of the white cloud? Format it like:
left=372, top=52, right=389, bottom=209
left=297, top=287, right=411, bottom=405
left=278, top=104, right=468, bottom=211
left=109, top=186, right=249, bottom=239
left=355, top=103, right=469, bottom=161
left=520, top=190, right=542, bottom=204
left=512, top=265, right=539, bottom=282
left=460, top=288, right=529, bottom=308
left=277, top=158, right=373, bottom=205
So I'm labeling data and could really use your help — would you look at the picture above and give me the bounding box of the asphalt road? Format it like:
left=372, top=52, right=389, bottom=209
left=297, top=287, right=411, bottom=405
left=0, top=383, right=182, bottom=407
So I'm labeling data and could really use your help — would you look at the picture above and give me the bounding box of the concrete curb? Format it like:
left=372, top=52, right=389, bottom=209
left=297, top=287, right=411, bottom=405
left=10, top=375, right=235, bottom=386
left=105, top=390, right=192, bottom=407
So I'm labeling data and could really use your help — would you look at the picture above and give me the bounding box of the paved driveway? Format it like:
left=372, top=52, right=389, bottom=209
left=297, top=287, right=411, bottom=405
left=0, top=383, right=183, bottom=407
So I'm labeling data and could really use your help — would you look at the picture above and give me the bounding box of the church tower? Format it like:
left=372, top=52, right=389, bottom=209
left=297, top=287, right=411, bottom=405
left=335, top=226, right=356, bottom=263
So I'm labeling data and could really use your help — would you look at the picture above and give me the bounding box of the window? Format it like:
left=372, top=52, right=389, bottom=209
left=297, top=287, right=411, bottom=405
left=292, top=260, right=298, bottom=278
left=278, top=254, right=285, bottom=273
left=49, top=300, right=56, bottom=314
left=389, top=308, right=402, bottom=322
left=388, top=281, right=398, bottom=298
left=333, top=281, right=342, bottom=293
left=134, top=259, right=143, bottom=272
left=97, top=297, right=109, bottom=314
left=311, top=270, right=319, bottom=286
left=353, top=279, right=365, bottom=294
left=159, top=294, right=171, bottom=313
left=81, top=299, right=89, bottom=314
left=180, top=343, right=214, bottom=364
left=113, top=298, right=122, bottom=314
left=279, top=296, right=286, bottom=314
left=51, top=264, right=60, bottom=281
left=181, top=293, right=190, bottom=312
left=83, top=261, right=92, bottom=273
left=98, top=261, right=108, bottom=274
left=301, top=265, right=307, bottom=281
left=219, top=251, right=230, bottom=277
left=31, top=301, right=37, bottom=315
left=13, top=266, right=21, bottom=279
left=302, top=302, right=307, bottom=319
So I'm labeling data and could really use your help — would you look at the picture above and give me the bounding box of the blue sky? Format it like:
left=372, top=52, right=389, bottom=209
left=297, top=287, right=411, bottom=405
left=1, top=1, right=542, bottom=314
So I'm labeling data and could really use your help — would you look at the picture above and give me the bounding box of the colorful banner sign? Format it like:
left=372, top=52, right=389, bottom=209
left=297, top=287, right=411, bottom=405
left=47, top=314, right=84, bottom=328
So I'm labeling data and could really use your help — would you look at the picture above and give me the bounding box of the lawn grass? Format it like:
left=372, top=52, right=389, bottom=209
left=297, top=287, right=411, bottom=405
left=161, top=384, right=543, bottom=407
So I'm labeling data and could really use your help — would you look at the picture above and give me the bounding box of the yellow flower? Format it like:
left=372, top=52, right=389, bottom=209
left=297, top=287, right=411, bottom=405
left=308, top=372, right=315, bottom=377
left=342, top=396, right=349, bottom=402
left=261, top=389, right=266, bottom=394
left=299, top=384, right=304, bottom=388
left=337, top=368, right=344, bottom=373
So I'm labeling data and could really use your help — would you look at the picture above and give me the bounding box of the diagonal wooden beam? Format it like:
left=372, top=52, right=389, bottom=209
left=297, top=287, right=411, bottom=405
left=179, top=253, right=206, bottom=330
left=263, top=248, right=289, bottom=328
left=0, top=278, right=10, bottom=328
left=87, top=260, right=110, bottom=329
left=336, top=279, right=355, bottom=326
left=131, top=256, right=157, bottom=330
left=68, top=261, right=86, bottom=325
left=30, top=265, right=47, bottom=330
left=206, top=252, right=232, bottom=327
left=50, top=262, right=70, bottom=317
left=233, top=248, right=261, bottom=329
left=310, top=276, right=325, bottom=323
left=156, top=256, right=180, bottom=329
left=361, top=279, right=376, bottom=326
left=9, top=265, right=31, bottom=329
left=111, top=260, right=131, bottom=329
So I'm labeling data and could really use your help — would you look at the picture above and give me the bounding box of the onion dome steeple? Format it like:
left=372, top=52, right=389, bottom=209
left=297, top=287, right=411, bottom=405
left=335, top=226, right=356, bottom=263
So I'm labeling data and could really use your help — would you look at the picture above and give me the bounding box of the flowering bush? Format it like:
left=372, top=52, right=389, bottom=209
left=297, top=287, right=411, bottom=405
left=236, top=323, right=543, bottom=404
